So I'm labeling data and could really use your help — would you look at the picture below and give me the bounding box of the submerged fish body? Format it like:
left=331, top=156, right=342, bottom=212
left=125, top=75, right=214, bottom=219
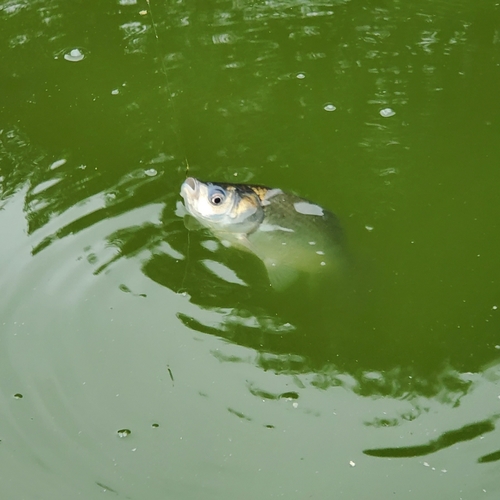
left=180, top=177, right=343, bottom=289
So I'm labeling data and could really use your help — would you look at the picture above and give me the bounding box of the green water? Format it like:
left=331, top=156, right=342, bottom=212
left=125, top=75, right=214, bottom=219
left=1, top=0, right=500, bottom=498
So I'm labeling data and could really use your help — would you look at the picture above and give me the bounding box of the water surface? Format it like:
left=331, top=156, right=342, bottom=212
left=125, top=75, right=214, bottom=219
left=1, top=0, right=500, bottom=498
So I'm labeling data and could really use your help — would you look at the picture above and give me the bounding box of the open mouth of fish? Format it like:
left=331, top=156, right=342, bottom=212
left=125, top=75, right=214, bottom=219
left=181, top=177, right=198, bottom=198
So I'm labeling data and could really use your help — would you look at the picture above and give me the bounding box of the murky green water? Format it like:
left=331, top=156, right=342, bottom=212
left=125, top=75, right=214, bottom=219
left=1, top=0, right=500, bottom=498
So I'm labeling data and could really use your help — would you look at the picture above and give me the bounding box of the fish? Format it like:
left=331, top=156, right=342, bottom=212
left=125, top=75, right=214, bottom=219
left=180, top=177, right=343, bottom=290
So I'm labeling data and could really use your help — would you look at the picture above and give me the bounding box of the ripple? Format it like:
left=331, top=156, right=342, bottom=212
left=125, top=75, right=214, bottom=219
left=2, top=150, right=498, bottom=500
left=212, top=33, right=238, bottom=44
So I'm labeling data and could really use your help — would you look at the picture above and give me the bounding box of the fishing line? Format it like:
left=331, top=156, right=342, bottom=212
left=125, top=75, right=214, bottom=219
left=145, top=0, right=192, bottom=292
left=145, top=0, right=190, bottom=177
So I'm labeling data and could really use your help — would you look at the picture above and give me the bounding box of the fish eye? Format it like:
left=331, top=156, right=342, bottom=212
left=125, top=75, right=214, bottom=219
left=209, top=188, right=226, bottom=206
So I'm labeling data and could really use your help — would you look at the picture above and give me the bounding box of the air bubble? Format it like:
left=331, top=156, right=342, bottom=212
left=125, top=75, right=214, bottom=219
left=380, top=107, right=395, bottom=117
left=324, top=103, right=336, bottom=112
left=64, top=48, right=85, bottom=62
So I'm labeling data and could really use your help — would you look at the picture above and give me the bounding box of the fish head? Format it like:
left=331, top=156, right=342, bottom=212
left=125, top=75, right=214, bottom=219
left=180, top=177, right=264, bottom=234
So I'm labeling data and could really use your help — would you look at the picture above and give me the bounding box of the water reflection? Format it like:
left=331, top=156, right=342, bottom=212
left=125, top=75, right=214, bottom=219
left=22, top=166, right=491, bottom=410
left=1, top=0, right=498, bottom=400
left=1, top=4, right=500, bottom=496
left=4, top=122, right=490, bottom=414
left=365, top=417, right=498, bottom=458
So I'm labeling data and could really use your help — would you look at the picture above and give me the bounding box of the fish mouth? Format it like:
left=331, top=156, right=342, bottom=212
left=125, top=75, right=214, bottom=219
left=180, top=177, right=198, bottom=201
left=184, top=177, right=197, bottom=192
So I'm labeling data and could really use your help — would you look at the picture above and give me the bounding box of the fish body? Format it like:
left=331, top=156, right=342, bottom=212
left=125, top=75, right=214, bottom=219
left=180, top=177, right=343, bottom=289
